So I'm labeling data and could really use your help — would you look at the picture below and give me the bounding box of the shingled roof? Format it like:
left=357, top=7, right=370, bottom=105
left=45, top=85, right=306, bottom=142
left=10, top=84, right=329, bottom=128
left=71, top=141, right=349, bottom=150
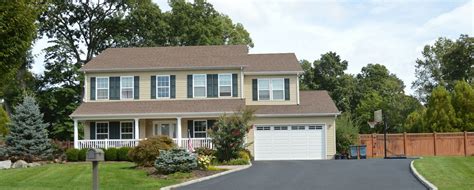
left=70, top=91, right=339, bottom=118
left=80, top=45, right=302, bottom=73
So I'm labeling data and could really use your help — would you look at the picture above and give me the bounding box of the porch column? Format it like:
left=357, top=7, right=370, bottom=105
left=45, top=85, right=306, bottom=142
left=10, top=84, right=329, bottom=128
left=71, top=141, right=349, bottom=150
left=73, top=119, right=78, bottom=149
left=177, top=117, right=182, bottom=147
left=134, top=118, right=139, bottom=140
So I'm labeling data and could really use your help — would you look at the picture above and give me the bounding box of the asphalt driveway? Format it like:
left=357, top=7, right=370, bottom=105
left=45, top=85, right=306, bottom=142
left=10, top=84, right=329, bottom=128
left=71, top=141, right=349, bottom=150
left=178, top=159, right=426, bottom=190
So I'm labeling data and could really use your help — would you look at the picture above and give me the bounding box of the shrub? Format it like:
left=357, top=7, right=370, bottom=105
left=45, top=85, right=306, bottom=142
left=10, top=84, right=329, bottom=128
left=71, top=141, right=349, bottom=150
left=238, top=150, right=250, bottom=161
left=336, top=113, right=359, bottom=155
left=65, top=148, right=79, bottom=162
left=128, top=136, right=175, bottom=166
left=197, top=155, right=214, bottom=170
left=155, top=148, right=197, bottom=174
left=194, top=147, right=215, bottom=157
left=105, top=148, right=118, bottom=161
left=222, top=158, right=249, bottom=165
left=209, top=108, right=255, bottom=162
left=78, top=149, right=87, bottom=161
left=117, top=147, right=131, bottom=161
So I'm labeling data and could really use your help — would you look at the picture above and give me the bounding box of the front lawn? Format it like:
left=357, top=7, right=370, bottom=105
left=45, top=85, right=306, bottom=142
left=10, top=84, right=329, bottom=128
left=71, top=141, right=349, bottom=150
left=0, top=162, right=182, bottom=190
left=414, top=157, right=474, bottom=190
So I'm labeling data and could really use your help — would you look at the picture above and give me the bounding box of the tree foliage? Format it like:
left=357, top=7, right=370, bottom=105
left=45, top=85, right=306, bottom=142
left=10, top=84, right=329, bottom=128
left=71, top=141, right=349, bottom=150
left=451, top=81, right=474, bottom=131
left=425, top=86, right=458, bottom=132
left=0, top=106, right=9, bottom=137
left=335, top=113, right=359, bottom=155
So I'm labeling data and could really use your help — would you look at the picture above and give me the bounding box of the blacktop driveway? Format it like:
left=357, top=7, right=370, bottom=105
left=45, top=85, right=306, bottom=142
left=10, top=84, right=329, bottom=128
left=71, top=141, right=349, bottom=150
left=177, top=159, right=426, bottom=190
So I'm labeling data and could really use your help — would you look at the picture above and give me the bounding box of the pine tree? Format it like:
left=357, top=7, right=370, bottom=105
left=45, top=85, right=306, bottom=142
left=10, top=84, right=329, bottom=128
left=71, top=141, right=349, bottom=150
left=452, top=81, right=474, bottom=131
left=425, top=86, right=458, bottom=132
left=5, top=96, right=51, bottom=161
left=0, top=106, right=9, bottom=137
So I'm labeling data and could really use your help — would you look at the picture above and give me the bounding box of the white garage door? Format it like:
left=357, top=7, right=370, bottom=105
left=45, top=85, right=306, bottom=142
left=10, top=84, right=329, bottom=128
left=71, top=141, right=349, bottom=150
left=254, top=125, right=325, bottom=160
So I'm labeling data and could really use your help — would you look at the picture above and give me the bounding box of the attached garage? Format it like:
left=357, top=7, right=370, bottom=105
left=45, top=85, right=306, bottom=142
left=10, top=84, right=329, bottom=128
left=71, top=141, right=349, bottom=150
left=254, top=124, right=326, bottom=160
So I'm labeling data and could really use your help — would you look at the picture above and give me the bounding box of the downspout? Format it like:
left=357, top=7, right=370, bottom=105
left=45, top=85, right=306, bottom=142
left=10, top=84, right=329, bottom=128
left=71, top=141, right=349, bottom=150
left=240, top=66, right=244, bottom=99
left=83, top=71, right=87, bottom=102
left=296, top=73, right=300, bottom=105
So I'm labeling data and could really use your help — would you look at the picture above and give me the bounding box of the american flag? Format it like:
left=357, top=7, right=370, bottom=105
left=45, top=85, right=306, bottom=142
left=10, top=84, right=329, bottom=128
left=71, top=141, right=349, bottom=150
left=187, top=129, right=194, bottom=152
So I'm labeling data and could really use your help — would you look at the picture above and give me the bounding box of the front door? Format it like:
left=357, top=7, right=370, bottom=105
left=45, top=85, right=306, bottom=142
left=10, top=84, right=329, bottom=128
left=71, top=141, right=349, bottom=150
left=153, top=121, right=177, bottom=138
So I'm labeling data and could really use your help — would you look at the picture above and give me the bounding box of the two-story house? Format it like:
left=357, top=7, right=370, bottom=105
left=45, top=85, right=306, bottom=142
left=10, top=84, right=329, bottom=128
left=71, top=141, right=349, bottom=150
left=70, top=45, right=340, bottom=160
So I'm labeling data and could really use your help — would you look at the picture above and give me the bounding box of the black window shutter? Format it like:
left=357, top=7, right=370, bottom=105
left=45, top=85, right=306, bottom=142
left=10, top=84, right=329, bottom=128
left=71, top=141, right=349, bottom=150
left=187, top=120, right=194, bottom=138
left=151, top=76, right=156, bottom=99
left=134, top=76, right=139, bottom=99
left=252, top=79, right=258, bottom=101
left=170, top=75, right=176, bottom=99
left=109, top=77, right=120, bottom=100
left=207, top=120, right=216, bottom=131
left=90, top=122, right=96, bottom=139
left=109, top=122, right=120, bottom=139
left=207, top=74, right=213, bottom=98
left=285, top=78, right=290, bottom=100
left=90, top=77, right=96, bottom=100
left=187, top=75, right=193, bottom=98
left=232, top=74, right=238, bottom=97
left=213, top=74, right=218, bottom=97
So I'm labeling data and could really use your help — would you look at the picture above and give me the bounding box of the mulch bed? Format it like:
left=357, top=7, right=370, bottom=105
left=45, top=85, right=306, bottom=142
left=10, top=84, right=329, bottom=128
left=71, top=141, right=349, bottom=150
left=140, top=166, right=225, bottom=180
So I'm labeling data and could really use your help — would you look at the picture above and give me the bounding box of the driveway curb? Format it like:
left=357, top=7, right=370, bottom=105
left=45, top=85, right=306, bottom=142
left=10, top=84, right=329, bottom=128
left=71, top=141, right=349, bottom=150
left=161, top=162, right=252, bottom=190
left=410, top=159, right=438, bottom=190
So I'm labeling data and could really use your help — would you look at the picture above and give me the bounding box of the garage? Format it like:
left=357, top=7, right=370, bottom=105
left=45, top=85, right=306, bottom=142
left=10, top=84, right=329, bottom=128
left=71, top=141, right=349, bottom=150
left=254, top=124, right=326, bottom=160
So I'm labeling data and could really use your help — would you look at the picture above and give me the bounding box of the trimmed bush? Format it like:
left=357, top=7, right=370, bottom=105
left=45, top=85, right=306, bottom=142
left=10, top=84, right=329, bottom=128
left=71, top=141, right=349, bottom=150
left=117, top=147, right=131, bottom=161
left=222, top=158, right=249, bottom=165
left=238, top=150, right=250, bottom=161
left=194, top=147, right=215, bottom=157
left=128, top=136, right=175, bottom=166
left=78, top=149, right=87, bottom=161
left=197, top=155, right=214, bottom=170
left=65, top=148, right=79, bottom=162
left=105, top=148, right=118, bottom=161
left=155, top=148, right=197, bottom=174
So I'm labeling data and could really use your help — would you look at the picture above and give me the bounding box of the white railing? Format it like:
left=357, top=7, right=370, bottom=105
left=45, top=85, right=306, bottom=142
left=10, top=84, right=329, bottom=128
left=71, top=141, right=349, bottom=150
left=77, top=139, right=140, bottom=149
left=173, top=138, right=213, bottom=150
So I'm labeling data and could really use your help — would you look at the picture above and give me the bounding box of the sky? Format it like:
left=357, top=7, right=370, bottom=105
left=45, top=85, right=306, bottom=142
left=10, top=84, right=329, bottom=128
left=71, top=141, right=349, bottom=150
left=31, top=0, right=473, bottom=95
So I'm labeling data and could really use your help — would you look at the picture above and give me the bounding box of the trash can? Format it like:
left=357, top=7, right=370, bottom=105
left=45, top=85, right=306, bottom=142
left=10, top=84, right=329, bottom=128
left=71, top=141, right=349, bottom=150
left=349, top=145, right=359, bottom=159
left=359, top=145, right=367, bottom=159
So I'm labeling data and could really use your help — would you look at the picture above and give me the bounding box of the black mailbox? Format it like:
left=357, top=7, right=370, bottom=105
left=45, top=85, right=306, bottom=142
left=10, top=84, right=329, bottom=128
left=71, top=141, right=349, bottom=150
left=86, top=148, right=104, bottom=161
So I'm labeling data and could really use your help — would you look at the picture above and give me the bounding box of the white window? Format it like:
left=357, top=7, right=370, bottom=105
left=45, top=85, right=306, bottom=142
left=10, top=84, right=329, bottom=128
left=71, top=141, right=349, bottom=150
left=120, top=122, right=134, bottom=139
left=157, top=75, right=170, bottom=98
left=193, top=74, right=206, bottom=98
left=96, top=77, right=109, bottom=100
left=121, top=76, right=134, bottom=99
left=193, top=120, right=207, bottom=138
left=96, top=122, right=109, bottom=139
left=218, top=74, right=232, bottom=97
left=258, top=78, right=285, bottom=101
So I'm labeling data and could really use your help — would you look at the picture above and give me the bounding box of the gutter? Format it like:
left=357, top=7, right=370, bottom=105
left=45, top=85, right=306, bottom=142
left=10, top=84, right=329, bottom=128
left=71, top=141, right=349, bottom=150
left=81, top=65, right=246, bottom=72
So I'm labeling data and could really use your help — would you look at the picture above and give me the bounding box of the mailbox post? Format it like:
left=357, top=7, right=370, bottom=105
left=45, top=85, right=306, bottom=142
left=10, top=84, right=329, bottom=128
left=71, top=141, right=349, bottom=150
left=86, top=149, right=104, bottom=190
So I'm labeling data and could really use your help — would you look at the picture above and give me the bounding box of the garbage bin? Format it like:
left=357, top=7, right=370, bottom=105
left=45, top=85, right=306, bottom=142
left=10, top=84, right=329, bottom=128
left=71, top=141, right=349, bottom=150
left=349, top=145, right=359, bottom=159
left=359, top=145, right=367, bottom=159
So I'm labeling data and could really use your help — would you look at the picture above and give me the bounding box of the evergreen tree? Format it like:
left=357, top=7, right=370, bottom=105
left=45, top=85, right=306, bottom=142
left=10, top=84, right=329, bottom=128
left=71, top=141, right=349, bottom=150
left=0, top=106, right=9, bottom=137
left=5, top=96, right=51, bottom=161
left=452, top=81, right=474, bottom=131
left=425, top=86, right=457, bottom=132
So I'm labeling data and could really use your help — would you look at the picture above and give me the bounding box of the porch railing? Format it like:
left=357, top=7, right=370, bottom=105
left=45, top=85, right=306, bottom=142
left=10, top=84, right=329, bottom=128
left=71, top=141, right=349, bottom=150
left=173, top=138, right=213, bottom=150
left=77, top=138, right=213, bottom=149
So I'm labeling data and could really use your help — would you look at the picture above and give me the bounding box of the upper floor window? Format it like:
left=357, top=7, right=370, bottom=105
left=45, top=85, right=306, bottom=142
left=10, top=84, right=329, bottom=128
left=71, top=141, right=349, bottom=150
left=193, top=74, right=206, bottom=98
left=121, top=76, right=134, bottom=99
left=258, top=78, right=284, bottom=100
left=96, top=77, right=109, bottom=100
left=157, top=75, right=170, bottom=98
left=218, top=74, right=232, bottom=97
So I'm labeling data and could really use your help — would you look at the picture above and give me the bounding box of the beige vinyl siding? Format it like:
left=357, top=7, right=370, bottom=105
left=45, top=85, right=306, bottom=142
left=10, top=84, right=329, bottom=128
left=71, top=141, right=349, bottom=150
left=247, top=116, right=336, bottom=159
left=244, top=74, right=298, bottom=105
left=85, top=70, right=241, bottom=102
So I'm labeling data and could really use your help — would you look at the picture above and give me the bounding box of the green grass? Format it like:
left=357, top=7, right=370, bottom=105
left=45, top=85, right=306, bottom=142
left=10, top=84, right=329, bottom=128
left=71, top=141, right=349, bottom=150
left=414, top=157, right=474, bottom=190
left=0, top=162, right=180, bottom=190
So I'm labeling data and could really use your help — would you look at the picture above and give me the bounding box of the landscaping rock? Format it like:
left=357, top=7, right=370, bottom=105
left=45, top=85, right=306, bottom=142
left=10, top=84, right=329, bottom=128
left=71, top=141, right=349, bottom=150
left=27, top=162, right=41, bottom=168
left=0, top=160, right=11, bottom=169
left=12, top=160, right=28, bottom=168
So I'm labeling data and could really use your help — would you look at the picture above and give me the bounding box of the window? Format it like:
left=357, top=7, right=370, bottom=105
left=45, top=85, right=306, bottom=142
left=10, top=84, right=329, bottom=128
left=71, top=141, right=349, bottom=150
left=258, top=79, right=270, bottom=100
left=193, top=120, right=207, bottom=138
left=218, top=74, right=232, bottom=97
left=272, top=79, right=284, bottom=100
left=121, top=76, right=134, bottom=99
left=193, top=74, right=206, bottom=98
left=120, top=122, right=133, bottom=139
left=157, top=75, right=170, bottom=98
left=291, top=126, right=305, bottom=130
left=96, top=122, right=109, bottom=139
left=96, top=77, right=109, bottom=100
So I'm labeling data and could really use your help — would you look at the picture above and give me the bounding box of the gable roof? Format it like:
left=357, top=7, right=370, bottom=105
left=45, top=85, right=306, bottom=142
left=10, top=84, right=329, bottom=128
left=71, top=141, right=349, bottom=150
left=80, top=45, right=302, bottom=73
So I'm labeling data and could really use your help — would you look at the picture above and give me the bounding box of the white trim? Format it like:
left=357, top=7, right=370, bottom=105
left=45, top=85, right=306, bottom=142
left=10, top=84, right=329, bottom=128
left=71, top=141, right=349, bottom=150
left=95, top=121, right=109, bottom=139
left=240, top=67, right=244, bottom=99
left=218, top=73, right=232, bottom=97
left=73, top=119, right=78, bottom=148
left=81, top=66, right=245, bottom=72
left=84, top=76, right=88, bottom=102
left=96, top=77, right=109, bottom=100
left=193, top=74, right=207, bottom=98
left=120, top=76, right=134, bottom=100
left=193, top=120, right=208, bottom=138
left=156, top=75, right=171, bottom=99
left=257, top=78, right=285, bottom=101
left=120, top=121, right=134, bottom=139
left=296, top=74, right=300, bottom=105
left=244, top=71, right=303, bottom=75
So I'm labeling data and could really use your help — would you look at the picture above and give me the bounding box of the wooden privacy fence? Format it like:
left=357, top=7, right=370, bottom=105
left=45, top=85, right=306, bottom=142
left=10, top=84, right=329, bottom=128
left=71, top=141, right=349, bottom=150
left=359, top=132, right=474, bottom=158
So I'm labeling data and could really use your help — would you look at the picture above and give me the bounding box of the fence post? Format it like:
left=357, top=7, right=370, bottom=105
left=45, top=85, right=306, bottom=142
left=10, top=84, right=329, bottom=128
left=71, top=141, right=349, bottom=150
left=403, top=132, right=407, bottom=156
left=105, top=139, right=108, bottom=149
left=372, top=133, right=376, bottom=157
left=433, top=132, right=437, bottom=156
left=464, top=131, right=468, bottom=156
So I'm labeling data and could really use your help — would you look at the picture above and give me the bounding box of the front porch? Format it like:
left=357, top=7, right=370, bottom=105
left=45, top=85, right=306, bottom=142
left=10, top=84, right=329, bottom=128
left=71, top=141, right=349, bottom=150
left=73, top=117, right=215, bottom=150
